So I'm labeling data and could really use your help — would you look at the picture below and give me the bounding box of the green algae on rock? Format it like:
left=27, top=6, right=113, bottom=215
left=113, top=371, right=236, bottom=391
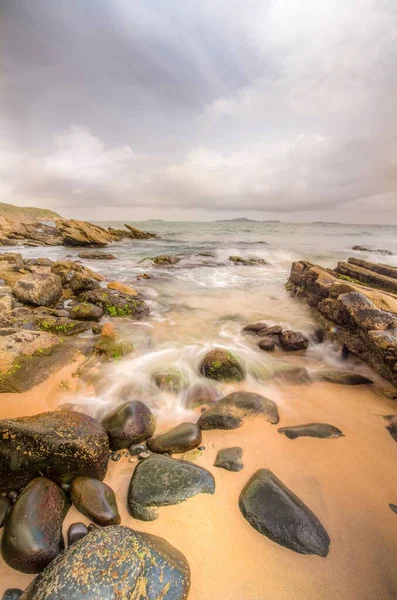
left=199, top=347, right=246, bottom=382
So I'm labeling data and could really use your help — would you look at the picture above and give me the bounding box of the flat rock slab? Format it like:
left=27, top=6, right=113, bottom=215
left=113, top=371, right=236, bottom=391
left=147, top=423, right=202, bottom=454
left=214, top=447, right=243, bottom=472
left=198, top=391, right=279, bottom=430
left=21, top=525, right=190, bottom=600
left=128, top=454, right=215, bottom=521
left=239, top=469, right=330, bottom=557
left=313, top=369, right=373, bottom=385
left=278, top=423, right=344, bottom=440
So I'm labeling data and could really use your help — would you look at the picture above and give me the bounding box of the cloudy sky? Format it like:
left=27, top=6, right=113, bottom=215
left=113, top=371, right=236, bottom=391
left=1, top=0, right=397, bottom=222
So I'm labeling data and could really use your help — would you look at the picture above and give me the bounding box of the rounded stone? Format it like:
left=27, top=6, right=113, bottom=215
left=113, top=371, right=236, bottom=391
left=199, top=348, right=245, bottom=382
left=214, top=447, right=244, bottom=472
left=2, top=591, right=23, bottom=600
left=70, top=476, right=120, bottom=526
left=147, top=423, right=202, bottom=454
left=102, top=400, right=156, bottom=450
left=0, top=496, right=10, bottom=528
left=184, top=383, right=218, bottom=408
left=258, top=336, right=277, bottom=351
left=279, top=330, right=309, bottom=351
left=67, top=522, right=89, bottom=547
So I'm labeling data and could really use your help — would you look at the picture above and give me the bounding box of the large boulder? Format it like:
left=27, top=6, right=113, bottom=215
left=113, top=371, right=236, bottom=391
left=0, top=411, right=109, bottom=492
left=56, top=219, right=113, bottom=247
left=13, top=273, right=62, bottom=307
left=147, top=423, right=202, bottom=454
left=101, top=401, right=155, bottom=450
left=79, top=288, right=149, bottom=319
left=127, top=454, right=215, bottom=521
left=278, top=423, right=344, bottom=440
left=70, top=476, right=120, bottom=526
left=21, top=525, right=190, bottom=600
left=1, top=477, right=70, bottom=573
left=199, top=347, right=245, bottom=382
left=239, top=469, right=330, bottom=557
left=198, top=391, right=279, bottom=430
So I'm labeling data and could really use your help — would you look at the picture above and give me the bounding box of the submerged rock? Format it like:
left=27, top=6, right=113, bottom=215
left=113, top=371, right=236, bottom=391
left=101, top=401, right=155, bottom=450
left=13, top=273, right=62, bottom=307
left=67, top=522, right=89, bottom=546
left=199, top=347, right=246, bottom=382
left=239, top=469, right=330, bottom=557
left=214, top=447, right=243, bottom=472
left=147, top=423, right=202, bottom=454
left=153, top=369, right=187, bottom=393
left=279, top=330, right=309, bottom=351
left=198, top=391, right=279, bottom=430
left=1, top=477, right=70, bottom=573
left=381, top=415, right=397, bottom=442
left=21, top=525, right=190, bottom=600
left=229, top=256, right=269, bottom=266
left=184, top=382, right=218, bottom=408
left=272, top=365, right=311, bottom=385
left=0, top=495, right=10, bottom=527
left=0, top=411, right=109, bottom=492
left=314, top=369, right=373, bottom=385
left=70, top=476, right=120, bottom=526
left=127, top=454, right=215, bottom=521
left=258, top=336, right=277, bottom=351
left=243, top=321, right=269, bottom=334
left=278, top=423, right=344, bottom=440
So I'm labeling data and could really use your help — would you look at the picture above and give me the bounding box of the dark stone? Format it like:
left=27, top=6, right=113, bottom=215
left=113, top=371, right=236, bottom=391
left=78, top=251, right=116, bottom=260
left=198, top=391, right=279, bottom=430
left=21, top=525, right=190, bottom=600
left=110, top=452, right=121, bottom=461
left=147, top=423, right=202, bottom=454
left=7, top=490, right=18, bottom=504
left=199, top=347, right=246, bottom=382
left=138, top=451, right=151, bottom=460
left=214, top=447, right=243, bottom=472
left=153, top=370, right=186, bottom=393
left=127, top=454, right=215, bottom=521
left=243, top=321, right=268, bottom=334
left=184, top=383, right=219, bottom=408
left=2, top=591, right=23, bottom=600
left=68, top=302, right=104, bottom=321
left=258, top=336, right=277, bottom=351
left=70, top=476, right=120, bottom=526
left=0, top=411, right=109, bottom=492
left=314, top=369, right=373, bottom=385
left=67, top=522, right=89, bottom=546
left=278, top=423, right=344, bottom=440
left=0, top=495, right=10, bottom=527
left=272, top=366, right=311, bottom=384
left=390, top=503, right=397, bottom=515
left=279, top=330, right=309, bottom=351
left=239, top=469, right=330, bottom=557
left=129, top=443, right=147, bottom=456
left=1, top=477, right=70, bottom=573
left=101, top=400, right=156, bottom=450
left=384, top=415, right=397, bottom=442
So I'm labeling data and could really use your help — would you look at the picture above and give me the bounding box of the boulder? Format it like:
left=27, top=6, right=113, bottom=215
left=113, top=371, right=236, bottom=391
left=0, top=495, right=10, bottom=527
left=338, top=292, right=397, bottom=330
left=51, top=260, right=104, bottom=285
left=70, top=273, right=100, bottom=294
left=13, top=273, right=62, bottom=307
left=239, top=469, right=330, bottom=557
left=70, top=476, right=120, bottom=526
left=107, top=281, right=138, bottom=296
left=67, top=522, right=89, bottom=546
left=199, top=347, right=245, bottom=381
left=101, top=401, right=155, bottom=450
left=34, top=314, right=94, bottom=335
left=183, top=383, right=218, bottom=408
left=78, top=250, right=116, bottom=260
left=124, top=224, right=157, bottom=239
left=56, top=219, right=113, bottom=247
left=313, top=369, right=373, bottom=385
left=335, top=261, right=397, bottom=294
left=79, top=288, right=149, bottom=319
left=279, top=330, right=309, bottom=351
left=127, top=454, right=215, bottom=521
left=243, top=321, right=269, bottom=334
left=1, top=477, right=70, bottom=573
left=278, top=423, right=344, bottom=440
left=147, top=423, right=202, bottom=454
left=68, top=302, right=104, bottom=321
left=214, top=447, right=243, bottom=472
left=258, top=336, right=277, bottom=351
left=272, top=365, right=311, bottom=385
left=21, top=525, right=190, bottom=600
left=0, top=411, right=109, bottom=492
left=198, top=391, right=279, bottom=430
left=348, top=257, right=397, bottom=279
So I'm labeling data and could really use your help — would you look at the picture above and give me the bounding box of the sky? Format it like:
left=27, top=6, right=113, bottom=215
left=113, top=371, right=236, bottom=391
left=1, top=0, right=397, bottom=223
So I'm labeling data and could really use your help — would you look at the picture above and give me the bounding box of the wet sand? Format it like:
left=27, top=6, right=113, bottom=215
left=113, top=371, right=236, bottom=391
left=1, top=371, right=397, bottom=599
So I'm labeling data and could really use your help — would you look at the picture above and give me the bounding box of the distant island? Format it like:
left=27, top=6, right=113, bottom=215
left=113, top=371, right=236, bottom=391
left=216, top=218, right=281, bottom=223
left=0, top=201, right=61, bottom=222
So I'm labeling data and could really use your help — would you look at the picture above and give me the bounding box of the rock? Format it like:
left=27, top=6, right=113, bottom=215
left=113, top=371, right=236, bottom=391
left=2, top=590, right=23, bottom=600
left=127, top=454, right=215, bottom=521
left=67, top=522, right=89, bottom=546
left=129, top=443, right=147, bottom=456
left=381, top=415, right=397, bottom=442
left=79, top=288, right=149, bottom=319
left=137, top=272, right=153, bottom=280
left=68, top=302, right=104, bottom=321
left=199, top=347, right=245, bottom=381
left=107, top=281, right=138, bottom=296
left=70, top=476, right=120, bottom=526
left=239, top=469, right=330, bottom=557
left=101, top=401, right=155, bottom=450
left=258, top=336, right=277, bottom=351
left=56, top=219, right=113, bottom=247
left=25, top=258, right=53, bottom=267
left=352, top=245, right=392, bottom=256
left=0, top=295, right=12, bottom=312
left=13, top=273, right=62, bottom=307
left=51, top=260, right=104, bottom=285
left=0, top=495, right=10, bottom=527
left=1, top=477, right=70, bottom=573
left=0, top=411, right=109, bottom=492
left=214, top=447, right=243, bottom=472
left=153, top=369, right=187, bottom=393
left=338, top=292, right=397, bottom=330
left=124, top=224, right=158, bottom=239
left=278, top=423, right=344, bottom=440
left=34, top=314, right=94, bottom=335
left=229, top=256, right=269, bottom=266
left=78, top=250, right=116, bottom=260
left=184, top=382, right=218, bottom=408
left=147, top=423, right=202, bottom=454
left=279, top=330, right=309, bottom=351
left=272, top=365, right=311, bottom=384
left=21, top=525, right=190, bottom=600
left=94, top=327, right=134, bottom=360
left=150, top=255, right=181, bottom=266
left=314, top=369, right=373, bottom=385
left=336, top=261, right=397, bottom=294
left=347, top=257, right=397, bottom=279
left=390, top=504, right=397, bottom=515
left=70, top=272, right=100, bottom=294
left=198, top=391, right=279, bottom=430
left=243, top=321, right=268, bottom=334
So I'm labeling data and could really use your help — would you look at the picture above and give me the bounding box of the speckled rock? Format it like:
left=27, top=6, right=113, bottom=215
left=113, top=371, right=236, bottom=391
left=68, top=302, right=104, bottom=321
left=128, top=454, right=215, bottom=521
left=0, top=411, right=109, bottom=492
left=67, top=522, right=89, bottom=547
left=0, top=495, right=10, bottom=527
left=13, top=273, right=62, bottom=307
left=214, top=447, right=243, bottom=472
left=70, top=476, right=120, bottom=526
left=1, top=477, right=70, bottom=573
left=184, top=383, right=218, bottom=408
left=239, top=469, right=330, bottom=557
left=199, top=348, right=246, bottom=382
left=2, top=590, right=23, bottom=600
left=278, top=423, right=344, bottom=440
left=313, top=369, right=373, bottom=385
left=20, top=525, right=190, bottom=600
left=147, top=423, right=202, bottom=454
left=101, top=401, right=155, bottom=450
left=198, top=391, right=279, bottom=430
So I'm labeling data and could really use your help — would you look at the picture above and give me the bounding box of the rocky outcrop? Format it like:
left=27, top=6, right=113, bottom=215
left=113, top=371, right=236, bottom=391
left=55, top=219, right=113, bottom=247
left=287, top=259, right=397, bottom=386
left=198, top=391, right=279, bottom=430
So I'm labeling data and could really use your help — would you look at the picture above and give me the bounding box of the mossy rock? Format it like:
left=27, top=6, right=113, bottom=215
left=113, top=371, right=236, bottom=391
left=153, top=369, right=188, bottom=393
left=94, top=336, right=134, bottom=361
left=199, top=348, right=245, bottom=382
left=80, top=289, right=149, bottom=319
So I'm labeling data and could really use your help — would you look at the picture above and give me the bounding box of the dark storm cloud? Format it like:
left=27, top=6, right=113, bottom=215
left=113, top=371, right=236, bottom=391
left=1, top=0, right=397, bottom=222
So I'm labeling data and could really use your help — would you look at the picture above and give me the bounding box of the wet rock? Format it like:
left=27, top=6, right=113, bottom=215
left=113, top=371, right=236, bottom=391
left=129, top=443, right=147, bottom=456
left=56, top=219, right=113, bottom=247
left=68, top=302, right=103, bottom=321
left=184, top=382, right=219, bottom=408
left=1, top=477, right=70, bottom=573
left=214, top=447, right=243, bottom=472
left=347, top=257, right=397, bottom=280
left=150, top=255, right=181, bottom=266
left=272, top=365, right=311, bottom=385
left=2, top=590, right=23, bottom=600
left=107, top=281, right=138, bottom=296
left=0, top=411, right=109, bottom=492
left=199, top=347, right=246, bottom=382
left=7, top=490, right=18, bottom=504
left=198, top=391, right=279, bottom=430
left=51, top=260, right=104, bottom=286
left=314, top=368, right=373, bottom=385
left=102, top=400, right=155, bottom=450
left=70, top=272, right=100, bottom=294
left=279, top=330, right=309, bottom=351
left=153, top=369, right=187, bottom=393
left=67, top=522, right=89, bottom=546
left=0, top=495, right=10, bottom=527
left=79, top=288, right=149, bottom=319
left=147, top=423, right=202, bottom=454
left=110, top=224, right=157, bottom=240
left=34, top=314, right=94, bottom=335
left=127, top=454, right=215, bottom=521
left=390, top=504, right=397, bottom=515
left=138, top=451, right=151, bottom=460
left=352, top=245, right=392, bottom=256
left=278, top=423, right=344, bottom=440
left=93, top=326, right=134, bottom=361
left=239, top=469, right=330, bottom=557
left=338, top=292, right=397, bottom=330
left=243, top=321, right=268, bottom=334
left=258, top=336, right=277, bottom=351
left=381, top=415, right=397, bottom=442
left=78, top=250, right=116, bottom=260
left=21, top=525, right=190, bottom=600
left=13, top=273, right=62, bottom=307
left=336, top=261, right=397, bottom=294
left=229, top=256, right=269, bottom=266
left=70, top=476, right=120, bottom=526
